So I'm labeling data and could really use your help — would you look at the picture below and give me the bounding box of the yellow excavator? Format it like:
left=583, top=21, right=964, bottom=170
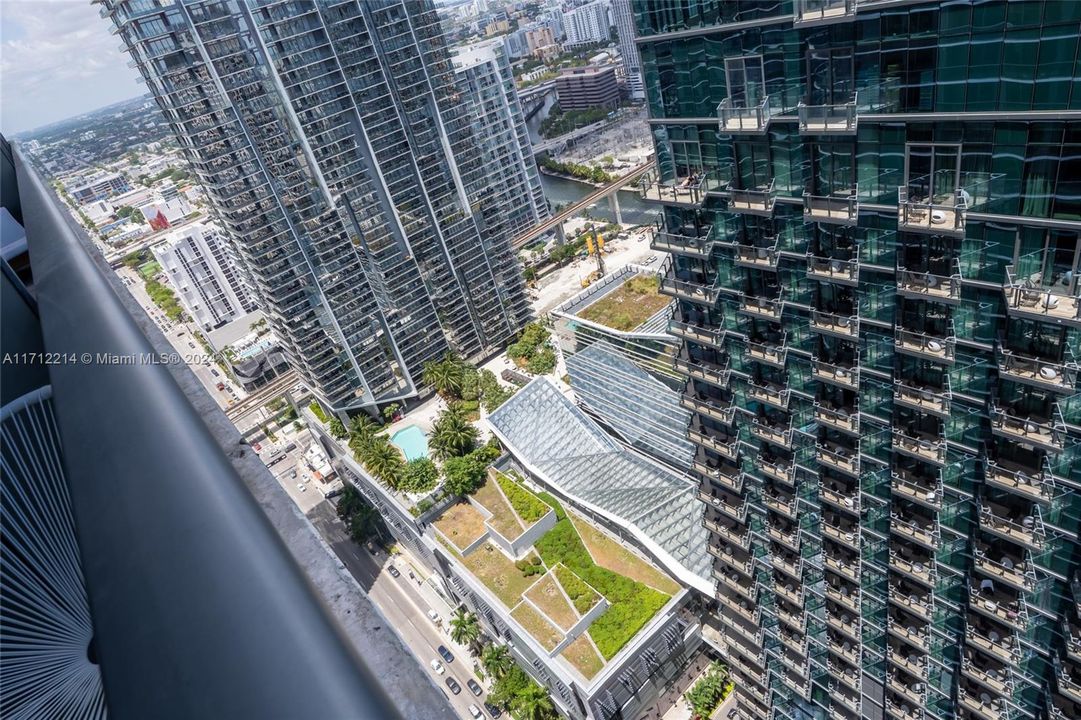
left=579, top=227, right=606, bottom=287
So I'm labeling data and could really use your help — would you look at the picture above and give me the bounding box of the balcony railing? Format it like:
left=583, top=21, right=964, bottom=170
left=812, top=357, right=859, bottom=390
left=718, top=95, right=773, bottom=134
left=958, top=686, right=1010, bottom=720
left=984, top=460, right=1054, bottom=504
left=747, top=377, right=791, bottom=410
left=752, top=418, right=795, bottom=449
left=729, top=180, right=777, bottom=216
left=803, top=188, right=859, bottom=225
left=798, top=95, right=857, bottom=134
left=674, top=352, right=731, bottom=389
left=890, top=468, right=943, bottom=510
left=739, top=292, right=785, bottom=321
left=897, top=185, right=967, bottom=236
left=889, top=580, right=933, bottom=622
left=1003, top=264, right=1081, bottom=327
left=888, top=548, right=935, bottom=587
left=755, top=455, right=795, bottom=486
left=734, top=242, right=780, bottom=270
left=807, top=253, right=859, bottom=286
left=995, top=341, right=1079, bottom=395
left=961, top=657, right=1015, bottom=699
left=696, top=460, right=744, bottom=494
left=639, top=169, right=706, bottom=207
left=897, top=263, right=962, bottom=304
left=682, top=393, right=737, bottom=425
left=668, top=318, right=727, bottom=349
left=815, top=402, right=859, bottom=435
left=977, top=498, right=1047, bottom=551
left=989, top=402, right=1065, bottom=453
left=650, top=222, right=717, bottom=257
left=894, top=325, right=957, bottom=365
left=690, top=428, right=741, bottom=462
left=892, top=427, right=947, bottom=466
left=817, top=441, right=860, bottom=477
left=660, top=264, right=722, bottom=306
left=973, top=545, right=1034, bottom=593
left=893, top=378, right=951, bottom=418
left=810, top=309, right=859, bottom=339
left=746, top=334, right=788, bottom=367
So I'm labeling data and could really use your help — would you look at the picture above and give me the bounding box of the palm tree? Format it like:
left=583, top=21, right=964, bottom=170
left=422, top=353, right=465, bottom=399
left=363, top=437, right=404, bottom=488
left=449, top=608, right=481, bottom=652
left=348, top=415, right=380, bottom=456
left=512, top=683, right=555, bottom=720
left=481, top=644, right=512, bottom=680
left=430, top=404, right=478, bottom=460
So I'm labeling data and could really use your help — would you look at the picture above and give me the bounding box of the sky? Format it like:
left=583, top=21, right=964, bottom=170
left=1, top=0, right=144, bottom=136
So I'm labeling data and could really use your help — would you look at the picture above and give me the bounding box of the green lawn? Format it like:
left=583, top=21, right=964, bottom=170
left=472, top=478, right=525, bottom=540
left=511, top=602, right=564, bottom=652
left=578, top=274, right=670, bottom=332
left=569, top=510, right=681, bottom=595
left=524, top=572, right=578, bottom=631
left=560, top=634, right=604, bottom=680
left=460, top=544, right=544, bottom=608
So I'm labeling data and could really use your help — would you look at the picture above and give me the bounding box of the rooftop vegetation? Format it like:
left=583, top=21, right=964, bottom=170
left=578, top=273, right=670, bottom=332
left=496, top=472, right=550, bottom=524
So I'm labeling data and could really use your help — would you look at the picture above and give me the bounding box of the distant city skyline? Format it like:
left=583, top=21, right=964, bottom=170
left=0, top=1, right=144, bottom=135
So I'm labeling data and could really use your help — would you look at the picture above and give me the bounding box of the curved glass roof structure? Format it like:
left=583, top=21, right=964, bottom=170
left=488, top=379, right=714, bottom=593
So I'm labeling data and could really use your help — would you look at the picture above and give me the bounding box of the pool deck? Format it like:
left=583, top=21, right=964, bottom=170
left=391, top=425, right=429, bottom=460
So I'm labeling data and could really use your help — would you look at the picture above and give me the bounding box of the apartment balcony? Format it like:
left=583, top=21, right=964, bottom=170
left=820, top=480, right=860, bottom=514
left=712, top=548, right=755, bottom=582
left=825, top=582, right=861, bottom=616
left=639, top=169, right=706, bottom=207
left=716, top=565, right=758, bottom=602
left=763, top=487, right=798, bottom=519
left=977, top=498, right=1045, bottom=551
left=735, top=241, right=780, bottom=270
left=803, top=188, right=859, bottom=226
left=824, top=552, right=860, bottom=584
left=715, top=587, right=760, bottom=625
left=650, top=223, right=717, bottom=258
left=889, top=547, right=935, bottom=587
left=703, top=513, right=751, bottom=551
left=807, top=253, right=859, bottom=286
left=746, top=333, right=788, bottom=368
left=891, top=468, right=943, bottom=511
left=683, top=392, right=738, bottom=426
left=892, top=428, right=947, bottom=466
left=779, top=627, right=807, bottom=656
left=816, top=441, right=860, bottom=477
left=888, top=670, right=926, bottom=709
left=970, top=582, right=1029, bottom=632
left=822, top=516, right=860, bottom=550
left=828, top=629, right=860, bottom=666
left=729, top=180, right=777, bottom=216
left=814, top=401, right=859, bottom=435
left=747, top=377, right=791, bottom=411
left=891, top=510, right=940, bottom=551
left=810, top=309, right=859, bottom=340
left=888, top=612, right=930, bottom=652
left=696, top=459, right=745, bottom=495
left=767, top=520, right=802, bottom=553
left=885, top=697, right=924, bottom=720
left=755, top=455, right=796, bottom=486
left=893, top=378, right=951, bottom=419
left=690, top=425, right=741, bottom=462
left=739, top=292, right=785, bottom=321
left=989, top=402, right=1065, bottom=454
left=702, top=489, right=749, bottom=524
left=660, top=266, right=722, bottom=307
left=895, top=325, right=957, bottom=365
left=966, top=619, right=1020, bottom=664
left=1003, top=265, right=1081, bottom=328
left=973, top=541, right=1034, bottom=593
left=889, top=578, right=933, bottom=622
left=995, top=342, right=1078, bottom=395
left=1057, top=658, right=1081, bottom=704
left=772, top=550, right=802, bottom=580
left=888, top=638, right=926, bottom=678
left=958, top=685, right=1011, bottom=720
left=774, top=578, right=804, bottom=606
left=673, top=349, right=731, bottom=390
left=897, top=263, right=962, bottom=305
left=962, top=654, right=1015, bottom=701
left=812, top=357, right=859, bottom=391
left=718, top=96, right=773, bottom=134
left=829, top=660, right=861, bottom=694
left=897, top=186, right=967, bottom=237
left=751, top=417, right=795, bottom=449
left=669, top=318, right=727, bottom=349
left=798, top=96, right=857, bottom=134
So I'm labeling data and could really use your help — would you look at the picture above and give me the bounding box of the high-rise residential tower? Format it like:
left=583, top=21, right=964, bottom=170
left=610, top=0, right=644, bottom=101
left=633, top=2, right=1081, bottom=720
left=452, top=39, right=550, bottom=245
left=102, top=0, right=532, bottom=413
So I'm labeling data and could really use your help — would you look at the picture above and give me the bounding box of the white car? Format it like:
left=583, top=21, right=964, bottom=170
left=430, top=659, right=445, bottom=675
left=468, top=705, right=483, bottom=719
left=297, top=483, right=306, bottom=492
left=427, top=610, right=442, bottom=624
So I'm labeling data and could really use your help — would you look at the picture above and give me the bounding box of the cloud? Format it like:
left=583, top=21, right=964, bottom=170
left=0, top=0, right=143, bottom=134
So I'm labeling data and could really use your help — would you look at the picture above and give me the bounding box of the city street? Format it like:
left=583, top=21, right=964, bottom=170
left=307, top=502, right=490, bottom=720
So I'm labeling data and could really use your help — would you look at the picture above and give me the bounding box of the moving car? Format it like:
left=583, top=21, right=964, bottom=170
left=427, top=610, right=441, bottom=624
left=445, top=677, right=461, bottom=695
left=437, top=645, right=454, bottom=664
left=467, top=679, right=482, bottom=696
left=387, top=565, right=400, bottom=578
left=429, top=659, right=444, bottom=675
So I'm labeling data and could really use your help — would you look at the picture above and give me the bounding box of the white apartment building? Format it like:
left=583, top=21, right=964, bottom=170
left=152, top=223, right=255, bottom=331
left=610, top=0, right=644, bottom=99
left=563, top=0, right=611, bottom=48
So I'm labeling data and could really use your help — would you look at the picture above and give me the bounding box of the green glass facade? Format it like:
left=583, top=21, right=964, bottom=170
left=632, top=2, right=1081, bottom=720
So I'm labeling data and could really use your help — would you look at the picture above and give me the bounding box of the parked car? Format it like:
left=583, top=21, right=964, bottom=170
left=468, top=705, right=483, bottom=719
left=445, top=677, right=461, bottom=695
left=387, top=565, right=400, bottom=578
left=437, top=645, right=454, bottom=663
left=296, top=483, right=306, bottom=492
left=484, top=703, right=502, bottom=718
left=467, top=679, right=482, bottom=696
left=429, top=659, right=444, bottom=675
left=427, top=610, right=441, bottom=625
left=210, top=369, right=220, bottom=377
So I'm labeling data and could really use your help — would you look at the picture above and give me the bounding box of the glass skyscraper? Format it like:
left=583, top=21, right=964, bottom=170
left=101, top=0, right=531, bottom=413
left=632, top=2, right=1081, bottom=720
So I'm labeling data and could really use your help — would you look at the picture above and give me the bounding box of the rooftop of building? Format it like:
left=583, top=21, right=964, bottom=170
left=557, top=64, right=616, bottom=78
left=487, top=378, right=713, bottom=594
left=552, top=263, right=673, bottom=335
left=430, top=467, right=682, bottom=684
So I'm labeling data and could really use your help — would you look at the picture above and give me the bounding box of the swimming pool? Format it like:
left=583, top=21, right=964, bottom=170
left=390, top=424, right=429, bottom=461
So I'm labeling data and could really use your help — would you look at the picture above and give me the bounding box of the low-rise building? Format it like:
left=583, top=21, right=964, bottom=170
left=555, top=65, right=620, bottom=110
left=66, top=171, right=132, bottom=203
left=136, top=194, right=192, bottom=231
left=80, top=199, right=116, bottom=225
